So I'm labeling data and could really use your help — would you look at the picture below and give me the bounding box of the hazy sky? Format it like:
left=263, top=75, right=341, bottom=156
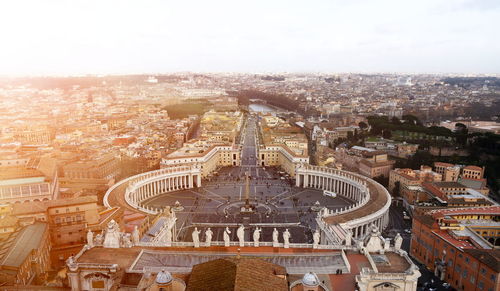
left=1, top=0, right=499, bottom=75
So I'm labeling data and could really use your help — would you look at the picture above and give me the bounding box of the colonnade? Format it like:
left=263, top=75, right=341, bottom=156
left=296, top=165, right=391, bottom=242
left=104, top=166, right=202, bottom=214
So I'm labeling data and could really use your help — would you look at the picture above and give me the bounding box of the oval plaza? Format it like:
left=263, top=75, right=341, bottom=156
left=69, top=111, right=419, bottom=291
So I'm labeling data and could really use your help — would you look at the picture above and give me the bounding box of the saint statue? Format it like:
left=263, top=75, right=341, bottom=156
left=237, top=225, right=245, bottom=247
left=253, top=227, right=261, bottom=247
left=224, top=227, right=231, bottom=247
left=272, top=228, right=279, bottom=247
left=86, top=229, right=94, bottom=247
left=205, top=228, right=213, bottom=246
left=103, top=220, right=121, bottom=248
left=132, top=226, right=140, bottom=245
left=283, top=229, right=291, bottom=248
left=313, top=229, right=320, bottom=248
left=192, top=227, right=200, bottom=248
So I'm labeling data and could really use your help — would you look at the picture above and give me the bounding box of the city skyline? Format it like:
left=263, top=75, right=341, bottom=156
left=1, top=0, right=499, bottom=76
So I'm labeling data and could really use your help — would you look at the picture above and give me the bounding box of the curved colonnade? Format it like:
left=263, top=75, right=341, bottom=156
left=104, top=164, right=391, bottom=246
left=104, top=166, right=201, bottom=214
left=296, top=165, right=391, bottom=244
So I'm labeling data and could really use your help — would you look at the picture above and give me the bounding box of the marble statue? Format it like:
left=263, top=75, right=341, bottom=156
left=237, top=225, right=245, bottom=247
left=122, top=233, right=132, bottom=248
left=192, top=227, right=200, bottom=248
left=253, top=227, right=261, bottom=247
left=95, top=232, right=104, bottom=245
left=313, top=229, right=320, bottom=248
left=132, top=226, right=140, bottom=245
left=394, top=233, right=403, bottom=250
left=224, top=227, right=231, bottom=247
left=283, top=229, right=291, bottom=248
left=67, top=255, right=75, bottom=267
left=345, top=229, right=352, bottom=246
left=272, top=228, right=279, bottom=247
left=205, top=228, right=213, bottom=246
left=86, top=229, right=93, bottom=247
left=103, top=220, right=121, bottom=248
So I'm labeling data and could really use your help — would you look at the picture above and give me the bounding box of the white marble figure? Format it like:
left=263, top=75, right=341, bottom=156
left=103, top=220, right=121, bottom=248
left=253, top=227, right=261, bottom=247
left=272, top=228, right=279, bottom=247
left=94, top=232, right=104, bottom=245
left=122, top=233, right=132, bottom=248
left=165, top=225, right=172, bottom=245
left=86, top=229, right=93, bottom=247
left=394, top=233, right=403, bottom=250
left=192, top=227, right=200, bottom=248
left=283, top=229, right=291, bottom=248
left=313, top=229, right=320, bottom=248
left=132, top=226, right=140, bottom=245
left=237, top=225, right=245, bottom=247
left=205, top=228, right=213, bottom=246
left=224, top=227, right=231, bottom=247
left=345, top=229, right=352, bottom=246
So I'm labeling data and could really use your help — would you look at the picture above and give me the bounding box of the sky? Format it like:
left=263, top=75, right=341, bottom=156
left=0, top=0, right=499, bottom=75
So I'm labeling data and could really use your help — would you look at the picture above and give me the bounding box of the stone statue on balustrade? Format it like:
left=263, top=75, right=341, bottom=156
left=122, top=233, right=132, bottom=248
left=205, top=228, right=213, bottom=246
left=192, top=227, right=200, bottom=248
left=253, top=227, right=261, bottom=247
left=94, top=232, right=104, bottom=245
left=394, top=233, right=403, bottom=250
left=86, top=229, right=94, bottom=247
left=345, top=229, right=352, bottom=246
left=103, top=220, right=121, bottom=248
left=283, top=229, right=291, bottom=248
left=272, top=228, right=279, bottom=247
left=132, top=226, right=140, bottom=245
left=237, top=225, right=245, bottom=247
left=313, top=229, right=320, bottom=248
left=224, top=227, right=231, bottom=247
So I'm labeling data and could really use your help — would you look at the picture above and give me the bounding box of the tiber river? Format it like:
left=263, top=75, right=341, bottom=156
left=249, top=103, right=279, bottom=112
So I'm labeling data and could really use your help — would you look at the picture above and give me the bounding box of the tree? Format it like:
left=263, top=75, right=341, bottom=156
left=382, top=129, right=392, bottom=139
left=391, top=116, right=401, bottom=125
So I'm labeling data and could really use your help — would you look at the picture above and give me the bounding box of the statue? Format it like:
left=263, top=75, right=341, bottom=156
left=253, top=227, right=261, bottom=247
left=67, top=255, right=76, bottom=267
left=272, top=228, right=279, bottom=247
left=237, top=225, right=245, bottom=247
left=95, top=232, right=104, bottom=245
left=205, top=228, right=213, bottom=246
left=345, top=229, right=352, bottom=246
left=86, top=229, right=94, bottom=247
left=313, top=229, right=320, bottom=248
left=283, top=229, right=291, bottom=248
left=132, top=226, right=140, bottom=245
left=122, top=233, right=132, bottom=248
left=103, top=220, right=121, bottom=248
left=394, top=233, right=403, bottom=250
left=224, top=227, right=231, bottom=247
left=192, top=227, right=200, bottom=248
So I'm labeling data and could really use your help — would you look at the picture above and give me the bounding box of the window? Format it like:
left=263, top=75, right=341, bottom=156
left=490, top=274, right=495, bottom=282
left=481, top=268, right=486, bottom=275
left=471, top=275, right=475, bottom=284
left=465, top=257, right=470, bottom=263
left=478, top=281, right=484, bottom=290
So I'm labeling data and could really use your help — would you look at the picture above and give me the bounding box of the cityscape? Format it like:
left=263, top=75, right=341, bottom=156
left=0, top=1, right=500, bottom=291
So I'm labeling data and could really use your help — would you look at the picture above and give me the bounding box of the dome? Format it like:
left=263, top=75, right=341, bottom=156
left=156, top=269, right=173, bottom=285
left=302, top=272, right=319, bottom=287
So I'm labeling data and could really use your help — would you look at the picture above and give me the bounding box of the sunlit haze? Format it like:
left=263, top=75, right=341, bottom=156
left=1, top=0, right=499, bottom=75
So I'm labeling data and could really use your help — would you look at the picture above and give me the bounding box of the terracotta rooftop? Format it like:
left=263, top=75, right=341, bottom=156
left=186, top=258, right=288, bottom=291
left=11, top=196, right=98, bottom=215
